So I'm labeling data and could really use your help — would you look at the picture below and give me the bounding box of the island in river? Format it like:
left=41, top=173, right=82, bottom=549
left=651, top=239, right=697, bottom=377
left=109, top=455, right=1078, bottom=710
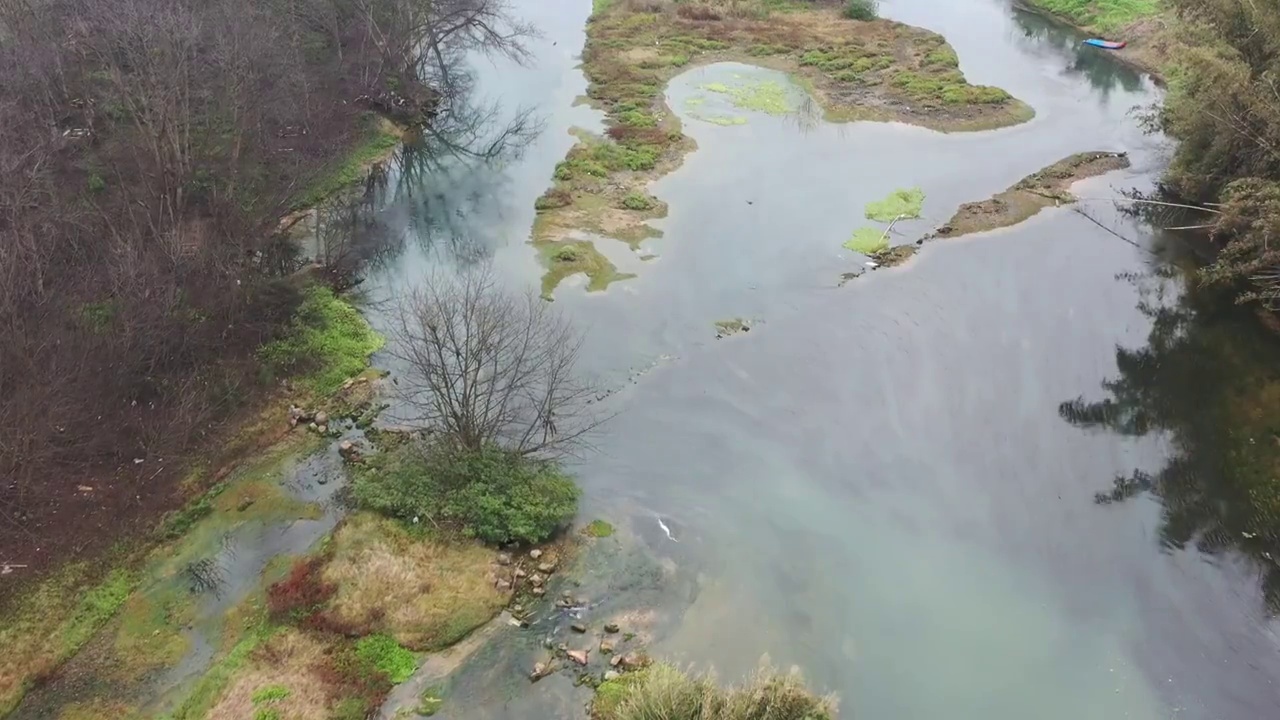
left=531, top=0, right=1035, bottom=298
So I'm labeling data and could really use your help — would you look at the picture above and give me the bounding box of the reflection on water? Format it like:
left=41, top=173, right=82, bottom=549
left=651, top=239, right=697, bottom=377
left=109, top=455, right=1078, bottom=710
left=1061, top=272, right=1280, bottom=609
left=1010, top=7, right=1145, bottom=96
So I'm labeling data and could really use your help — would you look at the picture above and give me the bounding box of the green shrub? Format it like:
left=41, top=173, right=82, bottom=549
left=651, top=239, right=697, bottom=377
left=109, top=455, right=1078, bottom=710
left=553, top=246, right=582, bottom=262
left=584, top=519, right=615, bottom=537
left=257, top=285, right=383, bottom=395
left=354, top=634, right=417, bottom=684
left=842, top=0, right=878, bottom=21
left=251, top=685, right=291, bottom=704
left=622, top=192, right=653, bottom=210
left=352, top=443, right=580, bottom=545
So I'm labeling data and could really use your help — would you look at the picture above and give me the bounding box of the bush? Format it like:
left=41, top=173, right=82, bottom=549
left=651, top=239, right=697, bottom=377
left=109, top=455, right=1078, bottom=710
left=622, top=192, right=653, bottom=210
left=352, top=442, right=580, bottom=545
left=842, top=0, right=878, bottom=21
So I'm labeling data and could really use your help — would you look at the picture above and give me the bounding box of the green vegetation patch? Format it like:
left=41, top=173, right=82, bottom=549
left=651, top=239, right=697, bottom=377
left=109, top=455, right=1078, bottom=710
left=865, top=187, right=925, bottom=221
left=351, top=441, right=580, bottom=545
left=416, top=686, right=445, bottom=716
left=536, top=240, right=636, bottom=301
left=690, top=113, right=749, bottom=126
left=702, top=79, right=797, bottom=115
left=584, top=519, right=616, bottom=537
left=354, top=634, right=417, bottom=684
left=844, top=227, right=889, bottom=254
left=1028, top=0, right=1160, bottom=34
left=258, top=284, right=384, bottom=396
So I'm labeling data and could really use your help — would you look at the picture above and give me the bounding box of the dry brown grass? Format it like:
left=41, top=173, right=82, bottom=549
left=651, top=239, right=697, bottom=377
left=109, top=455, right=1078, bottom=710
left=207, top=630, right=333, bottom=720
left=321, top=513, right=509, bottom=651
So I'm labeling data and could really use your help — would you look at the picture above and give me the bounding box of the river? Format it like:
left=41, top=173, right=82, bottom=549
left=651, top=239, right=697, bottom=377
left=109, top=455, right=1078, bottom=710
left=363, top=1, right=1280, bottom=719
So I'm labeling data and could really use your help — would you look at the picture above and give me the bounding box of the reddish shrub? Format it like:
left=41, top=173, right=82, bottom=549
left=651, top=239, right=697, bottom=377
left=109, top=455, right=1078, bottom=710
left=312, top=641, right=394, bottom=716
left=267, top=557, right=337, bottom=623
left=606, top=125, right=672, bottom=147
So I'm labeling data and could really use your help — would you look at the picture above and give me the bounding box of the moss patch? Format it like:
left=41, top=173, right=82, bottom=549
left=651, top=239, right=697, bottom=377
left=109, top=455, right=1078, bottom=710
left=537, top=239, right=638, bottom=301
left=714, top=318, right=751, bottom=337
left=257, top=285, right=384, bottom=396
left=702, top=78, right=796, bottom=114
left=932, top=151, right=1130, bottom=240
left=583, top=519, right=616, bottom=538
left=532, top=0, right=1030, bottom=297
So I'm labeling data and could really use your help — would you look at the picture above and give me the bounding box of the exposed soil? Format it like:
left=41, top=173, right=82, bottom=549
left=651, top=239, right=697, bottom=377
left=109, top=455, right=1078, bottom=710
left=931, top=151, right=1132, bottom=240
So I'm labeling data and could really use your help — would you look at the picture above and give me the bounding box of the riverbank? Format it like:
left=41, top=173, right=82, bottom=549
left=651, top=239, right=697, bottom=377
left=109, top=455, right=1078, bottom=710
left=1016, top=0, right=1171, bottom=80
left=531, top=0, right=1034, bottom=297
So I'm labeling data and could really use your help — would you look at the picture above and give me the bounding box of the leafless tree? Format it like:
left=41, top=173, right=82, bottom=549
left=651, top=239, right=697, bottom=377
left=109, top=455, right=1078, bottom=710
left=386, top=266, right=605, bottom=457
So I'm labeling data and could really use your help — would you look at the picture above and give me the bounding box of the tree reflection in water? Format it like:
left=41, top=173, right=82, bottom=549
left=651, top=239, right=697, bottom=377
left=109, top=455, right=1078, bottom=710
left=1060, top=269, right=1280, bottom=609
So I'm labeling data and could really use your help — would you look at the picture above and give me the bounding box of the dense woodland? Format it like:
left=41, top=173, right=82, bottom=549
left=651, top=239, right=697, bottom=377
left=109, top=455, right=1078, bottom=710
left=0, top=0, right=527, bottom=574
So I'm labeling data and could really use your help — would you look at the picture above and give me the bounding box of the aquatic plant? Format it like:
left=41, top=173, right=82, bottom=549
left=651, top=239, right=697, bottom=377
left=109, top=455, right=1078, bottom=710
left=584, top=519, right=616, bottom=537
left=702, top=79, right=796, bottom=115
left=844, top=227, right=890, bottom=254
left=691, top=113, right=748, bottom=126
left=864, top=187, right=925, bottom=222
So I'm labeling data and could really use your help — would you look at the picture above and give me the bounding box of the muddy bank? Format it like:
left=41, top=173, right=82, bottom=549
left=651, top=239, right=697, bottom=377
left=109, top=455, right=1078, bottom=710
left=531, top=0, right=1034, bottom=297
left=931, top=151, right=1131, bottom=240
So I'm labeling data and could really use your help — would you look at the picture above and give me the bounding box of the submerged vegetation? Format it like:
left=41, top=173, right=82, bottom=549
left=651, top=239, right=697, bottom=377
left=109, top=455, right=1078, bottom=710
left=532, top=0, right=1030, bottom=297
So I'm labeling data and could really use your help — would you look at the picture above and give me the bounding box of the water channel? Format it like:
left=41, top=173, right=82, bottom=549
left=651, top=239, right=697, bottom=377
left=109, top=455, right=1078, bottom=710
left=360, top=1, right=1280, bottom=718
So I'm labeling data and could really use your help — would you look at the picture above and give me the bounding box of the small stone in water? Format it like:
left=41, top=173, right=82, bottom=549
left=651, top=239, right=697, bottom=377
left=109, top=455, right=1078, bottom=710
left=561, top=590, right=574, bottom=600
left=604, top=622, right=620, bottom=634
left=531, top=587, right=545, bottom=596
left=568, top=650, right=589, bottom=665
left=600, top=639, right=615, bottom=654
left=529, top=574, right=544, bottom=587
left=609, top=655, right=623, bottom=668
left=571, top=622, right=587, bottom=633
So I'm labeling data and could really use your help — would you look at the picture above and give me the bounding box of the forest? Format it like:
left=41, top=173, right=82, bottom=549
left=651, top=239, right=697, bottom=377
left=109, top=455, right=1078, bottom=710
left=0, top=0, right=526, bottom=584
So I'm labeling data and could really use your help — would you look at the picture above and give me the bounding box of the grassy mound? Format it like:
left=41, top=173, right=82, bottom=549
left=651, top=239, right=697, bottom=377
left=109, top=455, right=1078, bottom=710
left=593, top=663, right=835, bottom=720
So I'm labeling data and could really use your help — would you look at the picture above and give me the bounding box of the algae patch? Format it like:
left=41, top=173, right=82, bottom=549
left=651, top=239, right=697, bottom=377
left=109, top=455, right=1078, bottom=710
left=701, top=78, right=797, bottom=115
left=865, top=187, right=926, bottom=222
left=844, top=227, right=890, bottom=254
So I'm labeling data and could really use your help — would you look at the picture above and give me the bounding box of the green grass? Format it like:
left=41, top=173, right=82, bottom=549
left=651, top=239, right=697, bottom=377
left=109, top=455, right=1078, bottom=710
left=584, top=519, right=616, bottom=537
left=354, top=634, right=417, bottom=684
left=844, top=227, right=889, bottom=254
left=1028, top=0, right=1160, bottom=33
left=292, top=115, right=399, bottom=210
left=167, top=623, right=276, bottom=720
left=692, top=114, right=749, bottom=126
left=537, top=241, right=636, bottom=300
left=258, top=284, right=384, bottom=396
left=865, top=187, right=925, bottom=222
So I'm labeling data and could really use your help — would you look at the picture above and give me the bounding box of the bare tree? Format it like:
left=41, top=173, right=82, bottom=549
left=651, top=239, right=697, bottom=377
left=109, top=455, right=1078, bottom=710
left=386, top=266, right=604, bottom=457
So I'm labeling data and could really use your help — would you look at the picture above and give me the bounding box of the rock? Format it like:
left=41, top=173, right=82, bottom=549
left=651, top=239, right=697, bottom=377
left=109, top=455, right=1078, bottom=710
left=308, top=422, right=318, bottom=432
left=537, top=562, right=556, bottom=574
left=600, top=639, right=615, bottom=654
left=557, top=642, right=568, bottom=653
left=529, top=574, right=544, bottom=587
left=561, top=589, right=574, bottom=600
left=530, top=662, right=550, bottom=682
left=316, top=424, right=328, bottom=435
left=495, top=579, right=512, bottom=592
left=512, top=604, right=523, bottom=614
left=604, top=622, right=620, bottom=634
left=530, top=549, right=543, bottom=560
left=497, top=553, right=512, bottom=566
left=571, top=622, right=587, bottom=634
left=531, top=587, right=545, bottom=597
left=514, top=568, right=528, bottom=579
left=609, top=655, right=623, bottom=668
left=338, top=439, right=354, bottom=453
left=604, top=671, right=621, bottom=682
left=237, top=497, right=255, bottom=512
left=567, top=650, right=589, bottom=665
left=621, top=652, right=648, bottom=670
left=314, top=411, right=329, bottom=426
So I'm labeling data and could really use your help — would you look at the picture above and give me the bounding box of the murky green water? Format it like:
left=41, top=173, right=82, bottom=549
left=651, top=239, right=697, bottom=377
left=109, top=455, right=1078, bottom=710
left=361, top=1, right=1280, bottom=719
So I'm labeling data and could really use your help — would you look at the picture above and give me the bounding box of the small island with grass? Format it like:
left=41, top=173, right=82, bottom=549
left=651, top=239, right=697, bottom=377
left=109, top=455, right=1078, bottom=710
left=531, top=0, right=1033, bottom=298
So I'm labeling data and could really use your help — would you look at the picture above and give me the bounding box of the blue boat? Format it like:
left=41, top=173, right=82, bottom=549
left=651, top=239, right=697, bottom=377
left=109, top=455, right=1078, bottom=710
left=1083, top=38, right=1127, bottom=50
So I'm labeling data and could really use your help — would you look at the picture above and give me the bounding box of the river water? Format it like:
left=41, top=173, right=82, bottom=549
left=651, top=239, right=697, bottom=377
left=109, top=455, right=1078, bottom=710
left=364, top=1, right=1280, bottom=719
